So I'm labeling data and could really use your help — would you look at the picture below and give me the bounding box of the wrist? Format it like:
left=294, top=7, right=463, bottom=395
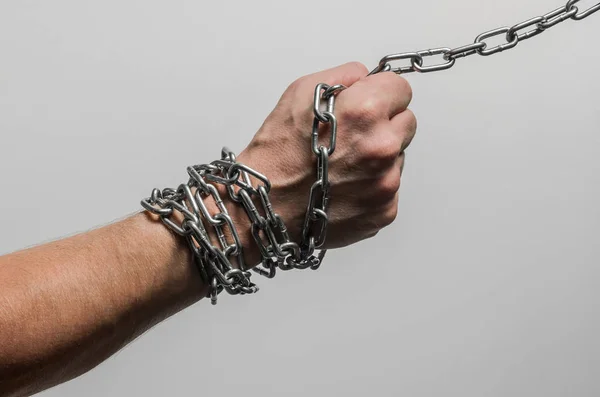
left=131, top=212, right=209, bottom=310
left=140, top=147, right=298, bottom=304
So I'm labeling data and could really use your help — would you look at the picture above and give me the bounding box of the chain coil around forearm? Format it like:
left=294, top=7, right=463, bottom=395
left=141, top=85, right=345, bottom=304
left=141, top=153, right=258, bottom=305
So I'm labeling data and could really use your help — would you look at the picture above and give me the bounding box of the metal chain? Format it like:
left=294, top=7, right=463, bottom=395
left=141, top=152, right=261, bottom=305
left=369, top=0, right=599, bottom=76
left=224, top=83, right=348, bottom=280
left=140, top=87, right=345, bottom=303
left=141, top=0, right=597, bottom=304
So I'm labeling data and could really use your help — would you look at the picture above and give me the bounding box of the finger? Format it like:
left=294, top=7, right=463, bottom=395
left=364, top=161, right=402, bottom=207
left=397, top=152, right=406, bottom=176
left=276, top=62, right=369, bottom=125
left=390, top=108, right=417, bottom=153
left=337, top=71, right=413, bottom=120
left=378, top=171, right=402, bottom=229
left=304, top=61, right=369, bottom=91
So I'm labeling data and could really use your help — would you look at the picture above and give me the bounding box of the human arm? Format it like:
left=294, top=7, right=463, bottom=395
left=0, top=61, right=416, bottom=396
left=0, top=212, right=206, bottom=396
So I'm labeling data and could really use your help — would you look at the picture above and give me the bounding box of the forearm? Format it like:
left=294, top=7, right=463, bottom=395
left=0, top=212, right=205, bottom=396
left=0, top=61, right=416, bottom=396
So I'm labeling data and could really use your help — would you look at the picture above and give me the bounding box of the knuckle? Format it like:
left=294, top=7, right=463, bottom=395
left=287, top=76, right=302, bottom=90
left=398, top=152, right=406, bottom=174
left=345, top=61, right=369, bottom=77
left=365, top=230, right=379, bottom=240
left=377, top=73, right=413, bottom=107
left=381, top=203, right=399, bottom=227
left=400, top=109, right=418, bottom=149
left=397, top=76, right=413, bottom=104
left=405, top=109, right=418, bottom=133
left=376, top=169, right=402, bottom=199
left=341, top=96, right=381, bottom=123
left=287, top=72, right=317, bottom=92
left=359, top=133, right=400, bottom=164
left=284, top=77, right=304, bottom=97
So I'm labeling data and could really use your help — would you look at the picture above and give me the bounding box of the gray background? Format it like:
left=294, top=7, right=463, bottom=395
left=1, top=1, right=599, bottom=396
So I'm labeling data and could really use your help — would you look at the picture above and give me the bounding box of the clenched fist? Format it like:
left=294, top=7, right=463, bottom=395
left=234, top=62, right=417, bottom=264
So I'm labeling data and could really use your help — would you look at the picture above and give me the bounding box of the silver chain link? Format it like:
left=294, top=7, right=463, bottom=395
left=369, top=0, right=599, bottom=76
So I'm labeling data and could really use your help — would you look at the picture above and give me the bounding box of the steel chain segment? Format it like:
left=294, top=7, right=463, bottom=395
left=370, top=0, right=599, bottom=75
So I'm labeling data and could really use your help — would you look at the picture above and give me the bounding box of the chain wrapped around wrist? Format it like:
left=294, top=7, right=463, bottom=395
left=141, top=84, right=345, bottom=304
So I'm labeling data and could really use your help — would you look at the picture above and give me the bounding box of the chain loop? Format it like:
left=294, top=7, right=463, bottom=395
left=443, top=42, right=487, bottom=60
left=369, top=52, right=422, bottom=76
left=312, top=83, right=345, bottom=156
left=567, top=0, right=600, bottom=19
left=411, top=48, right=456, bottom=73
left=506, top=16, right=546, bottom=43
left=475, top=27, right=519, bottom=56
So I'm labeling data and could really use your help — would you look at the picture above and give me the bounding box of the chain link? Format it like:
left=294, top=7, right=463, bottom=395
left=369, top=0, right=599, bottom=75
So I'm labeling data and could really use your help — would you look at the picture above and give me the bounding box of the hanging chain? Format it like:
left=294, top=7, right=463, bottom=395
left=369, top=0, right=599, bottom=76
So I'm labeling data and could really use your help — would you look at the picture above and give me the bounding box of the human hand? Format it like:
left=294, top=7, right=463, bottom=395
left=234, top=61, right=417, bottom=262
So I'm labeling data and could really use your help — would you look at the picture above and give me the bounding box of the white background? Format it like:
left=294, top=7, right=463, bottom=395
left=1, top=1, right=599, bottom=396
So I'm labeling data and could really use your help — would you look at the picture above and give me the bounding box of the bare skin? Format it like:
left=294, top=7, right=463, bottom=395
left=0, top=62, right=416, bottom=397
